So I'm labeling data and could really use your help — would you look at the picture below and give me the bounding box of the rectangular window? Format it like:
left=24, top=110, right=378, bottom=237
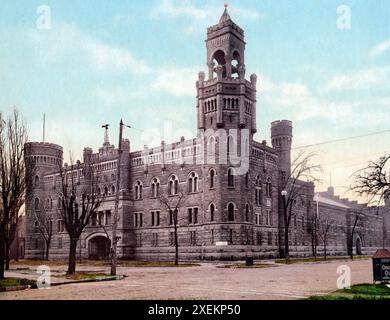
left=134, top=213, right=138, bottom=228
left=188, top=208, right=193, bottom=224
left=105, top=211, right=111, bottom=225
left=266, top=210, right=272, bottom=226
left=194, top=208, right=198, bottom=224
left=255, top=213, right=261, bottom=226
left=151, top=211, right=155, bottom=227
left=139, top=213, right=143, bottom=228
left=156, top=211, right=160, bottom=226
left=268, top=232, right=272, bottom=246
left=169, top=232, right=175, bottom=246
left=211, top=229, right=214, bottom=244
left=257, top=232, right=262, bottom=245
left=190, top=231, right=197, bottom=246
left=136, top=234, right=143, bottom=247
left=152, top=233, right=159, bottom=247
left=34, top=238, right=39, bottom=249
left=58, top=237, right=62, bottom=249
left=57, top=220, right=65, bottom=233
left=169, top=210, right=174, bottom=226
left=229, top=229, right=233, bottom=245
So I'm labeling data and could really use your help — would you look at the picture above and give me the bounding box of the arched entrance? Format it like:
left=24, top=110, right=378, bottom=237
left=88, top=236, right=111, bottom=260
left=356, top=237, right=362, bottom=256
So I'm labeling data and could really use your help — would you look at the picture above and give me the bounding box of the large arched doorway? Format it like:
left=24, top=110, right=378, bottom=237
left=88, top=236, right=111, bottom=260
left=356, top=237, right=362, bottom=256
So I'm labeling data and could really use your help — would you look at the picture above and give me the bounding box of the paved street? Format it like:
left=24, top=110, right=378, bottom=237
left=0, top=259, right=373, bottom=300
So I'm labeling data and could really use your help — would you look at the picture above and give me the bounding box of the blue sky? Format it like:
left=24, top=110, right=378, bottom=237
left=1, top=0, right=390, bottom=198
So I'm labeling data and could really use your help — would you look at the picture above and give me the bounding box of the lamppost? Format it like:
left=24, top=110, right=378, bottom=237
left=281, top=190, right=289, bottom=263
left=314, top=193, right=319, bottom=261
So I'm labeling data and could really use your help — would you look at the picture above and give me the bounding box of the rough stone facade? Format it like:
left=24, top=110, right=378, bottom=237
left=23, top=8, right=390, bottom=261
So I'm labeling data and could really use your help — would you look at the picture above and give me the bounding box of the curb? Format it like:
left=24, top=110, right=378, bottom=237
left=51, top=275, right=125, bottom=287
left=0, top=285, right=29, bottom=293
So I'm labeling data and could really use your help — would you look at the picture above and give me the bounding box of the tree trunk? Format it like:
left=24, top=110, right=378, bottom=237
left=45, top=239, right=51, bottom=261
left=0, top=230, right=5, bottom=279
left=284, top=226, right=290, bottom=264
left=67, top=237, right=78, bottom=275
left=324, top=241, right=327, bottom=261
left=5, top=242, right=10, bottom=271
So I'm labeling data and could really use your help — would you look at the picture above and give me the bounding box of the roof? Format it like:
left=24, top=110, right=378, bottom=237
left=219, top=5, right=232, bottom=24
left=316, top=194, right=350, bottom=209
left=373, top=249, right=390, bottom=259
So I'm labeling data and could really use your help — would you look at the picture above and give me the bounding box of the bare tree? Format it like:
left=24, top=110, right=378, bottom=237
left=279, top=152, right=321, bottom=264
left=345, top=210, right=364, bottom=260
left=58, top=162, right=102, bottom=275
left=0, top=109, right=29, bottom=279
left=352, top=155, right=390, bottom=205
left=33, top=206, right=53, bottom=261
left=352, top=154, right=390, bottom=249
left=317, top=217, right=332, bottom=261
left=159, top=192, right=184, bottom=266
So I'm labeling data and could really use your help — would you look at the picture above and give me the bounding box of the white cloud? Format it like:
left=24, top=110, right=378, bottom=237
left=321, top=65, right=390, bottom=93
left=259, top=73, right=389, bottom=127
left=28, top=23, right=150, bottom=75
left=94, top=87, right=144, bottom=106
left=370, top=38, right=390, bottom=57
left=150, top=0, right=263, bottom=34
left=151, top=66, right=200, bottom=96
left=151, top=0, right=210, bottom=20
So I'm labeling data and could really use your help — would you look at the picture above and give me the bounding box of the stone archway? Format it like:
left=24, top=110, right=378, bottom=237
left=88, top=236, right=111, bottom=260
left=356, top=236, right=362, bottom=256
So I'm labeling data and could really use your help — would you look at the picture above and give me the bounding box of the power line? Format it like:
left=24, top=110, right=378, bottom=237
left=293, top=129, right=390, bottom=150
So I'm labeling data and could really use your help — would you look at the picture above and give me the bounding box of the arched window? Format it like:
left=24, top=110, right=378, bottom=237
left=104, top=186, right=109, bottom=196
left=151, top=178, right=160, bottom=198
left=208, top=137, right=216, bottom=157
left=266, top=177, right=272, bottom=197
left=245, top=204, right=250, bottom=222
left=228, top=203, right=235, bottom=222
left=228, top=168, right=235, bottom=188
left=169, top=175, right=179, bottom=196
left=111, top=185, right=116, bottom=194
left=58, top=194, right=63, bottom=209
left=227, top=135, right=234, bottom=155
left=209, top=203, right=216, bottom=222
left=134, top=181, right=143, bottom=200
left=188, top=172, right=198, bottom=193
left=46, top=196, right=53, bottom=210
left=34, top=197, right=40, bottom=211
left=209, top=169, right=216, bottom=189
left=211, top=49, right=227, bottom=78
left=255, top=175, right=262, bottom=206
left=245, top=172, right=249, bottom=189
left=34, top=176, right=40, bottom=186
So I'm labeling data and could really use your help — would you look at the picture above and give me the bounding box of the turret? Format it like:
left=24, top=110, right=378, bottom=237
left=24, top=142, right=63, bottom=259
left=271, top=120, right=293, bottom=177
left=24, top=142, right=63, bottom=193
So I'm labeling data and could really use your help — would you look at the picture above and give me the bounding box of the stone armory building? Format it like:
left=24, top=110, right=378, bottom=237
left=24, top=7, right=390, bottom=261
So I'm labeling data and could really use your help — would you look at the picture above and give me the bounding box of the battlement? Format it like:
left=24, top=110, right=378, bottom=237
left=207, top=20, right=244, bottom=39
left=24, top=142, right=63, bottom=160
left=271, top=120, right=293, bottom=138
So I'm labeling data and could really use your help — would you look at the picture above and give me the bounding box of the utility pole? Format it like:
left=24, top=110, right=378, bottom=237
left=111, top=119, right=130, bottom=276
